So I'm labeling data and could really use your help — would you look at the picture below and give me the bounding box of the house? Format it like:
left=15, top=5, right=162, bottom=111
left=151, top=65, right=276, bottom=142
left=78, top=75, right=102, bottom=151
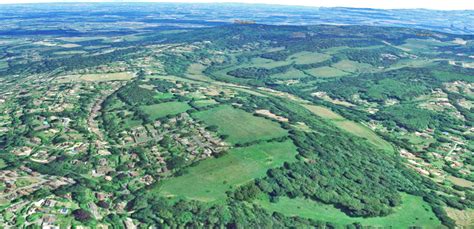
left=41, top=215, right=57, bottom=227
left=59, top=207, right=68, bottom=215
left=43, top=199, right=56, bottom=208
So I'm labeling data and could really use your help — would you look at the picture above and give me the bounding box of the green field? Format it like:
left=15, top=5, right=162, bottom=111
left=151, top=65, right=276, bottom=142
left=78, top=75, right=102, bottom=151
left=53, top=50, right=88, bottom=55
left=331, top=59, right=373, bottom=73
left=305, top=66, right=349, bottom=78
left=256, top=193, right=442, bottom=228
left=193, top=105, right=288, bottom=144
left=141, top=101, right=191, bottom=119
left=271, top=68, right=309, bottom=79
left=288, top=51, right=331, bottom=64
left=304, top=105, right=394, bottom=153
left=247, top=57, right=290, bottom=68
left=153, top=92, right=174, bottom=100
left=398, top=38, right=452, bottom=53
left=193, top=99, right=219, bottom=108
left=185, top=63, right=214, bottom=82
left=158, top=140, right=298, bottom=202
left=0, top=61, right=9, bottom=70
left=0, top=159, right=6, bottom=169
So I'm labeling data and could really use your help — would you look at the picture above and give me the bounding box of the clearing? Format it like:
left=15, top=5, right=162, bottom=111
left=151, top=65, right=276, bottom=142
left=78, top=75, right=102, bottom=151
left=193, top=105, right=288, bottom=144
left=305, top=66, right=349, bottom=78
left=158, top=140, right=298, bottom=202
left=331, top=59, right=373, bottom=73
left=304, top=105, right=393, bottom=153
left=192, top=99, right=219, bottom=108
left=445, top=207, right=474, bottom=228
left=57, top=72, right=134, bottom=82
left=256, top=193, right=442, bottom=228
left=288, top=51, right=331, bottom=64
left=141, top=102, right=191, bottom=120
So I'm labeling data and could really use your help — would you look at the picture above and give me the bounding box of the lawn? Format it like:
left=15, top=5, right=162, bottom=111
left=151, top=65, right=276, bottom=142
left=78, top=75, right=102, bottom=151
left=255, top=193, right=442, bottom=228
left=157, top=140, right=298, bottom=202
left=192, top=105, right=288, bottom=144
left=141, top=102, right=191, bottom=120
left=304, top=105, right=394, bottom=153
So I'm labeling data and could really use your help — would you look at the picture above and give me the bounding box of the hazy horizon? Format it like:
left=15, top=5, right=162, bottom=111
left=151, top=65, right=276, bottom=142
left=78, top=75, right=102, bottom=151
left=0, top=0, right=473, bottom=11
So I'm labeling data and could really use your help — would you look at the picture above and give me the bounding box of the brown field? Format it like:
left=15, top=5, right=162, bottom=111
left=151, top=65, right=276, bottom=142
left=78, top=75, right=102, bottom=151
left=57, top=72, right=134, bottom=82
left=255, top=109, right=289, bottom=122
left=447, top=175, right=474, bottom=188
left=445, top=207, right=474, bottom=228
left=303, top=105, right=345, bottom=120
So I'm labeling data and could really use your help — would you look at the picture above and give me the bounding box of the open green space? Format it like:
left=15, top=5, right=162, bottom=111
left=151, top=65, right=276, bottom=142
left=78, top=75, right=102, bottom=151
left=246, top=57, right=289, bottom=68
left=192, top=105, right=288, bottom=144
left=192, top=99, right=219, bottom=108
left=304, top=105, right=394, bottom=153
left=158, top=140, right=298, bottom=202
left=153, top=92, right=174, bottom=100
left=0, top=61, right=8, bottom=70
left=270, top=68, right=308, bottom=79
left=0, top=159, right=6, bottom=169
left=398, top=38, right=453, bottom=53
left=331, top=59, right=373, bottom=73
left=53, top=50, right=88, bottom=55
left=288, top=51, right=331, bottom=64
left=305, top=66, right=349, bottom=78
left=256, top=193, right=443, bottom=228
left=141, top=101, right=191, bottom=120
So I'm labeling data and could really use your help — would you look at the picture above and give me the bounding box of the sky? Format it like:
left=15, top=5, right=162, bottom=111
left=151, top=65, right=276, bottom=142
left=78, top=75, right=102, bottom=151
left=0, top=0, right=473, bottom=10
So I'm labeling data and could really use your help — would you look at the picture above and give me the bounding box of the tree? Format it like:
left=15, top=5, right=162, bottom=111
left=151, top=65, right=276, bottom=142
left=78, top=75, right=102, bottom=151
left=73, top=209, right=92, bottom=222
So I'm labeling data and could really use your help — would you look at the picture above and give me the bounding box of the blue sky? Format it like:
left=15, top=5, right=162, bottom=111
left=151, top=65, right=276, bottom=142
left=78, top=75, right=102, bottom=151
left=0, top=0, right=473, bottom=10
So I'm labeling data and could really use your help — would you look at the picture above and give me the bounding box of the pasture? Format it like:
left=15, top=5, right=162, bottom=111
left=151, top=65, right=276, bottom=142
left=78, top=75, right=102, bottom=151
left=256, top=193, right=442, bottom=228
left=157, top=140, right=298, bottom=202
left=193, top=105, right=288, bottom=144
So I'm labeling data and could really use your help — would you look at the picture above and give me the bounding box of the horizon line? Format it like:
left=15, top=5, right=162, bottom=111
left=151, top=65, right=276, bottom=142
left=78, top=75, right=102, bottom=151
left=0, top=1, right=473, bottom=11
